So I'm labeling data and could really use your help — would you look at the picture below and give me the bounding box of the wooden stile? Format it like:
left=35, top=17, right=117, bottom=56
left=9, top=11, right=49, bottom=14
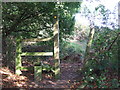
left=15, top=15, right=60, bottom=80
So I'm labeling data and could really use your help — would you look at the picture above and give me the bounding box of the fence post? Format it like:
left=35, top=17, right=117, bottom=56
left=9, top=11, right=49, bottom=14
left=15, top=37, right=22, bottom=75
left=34, top=66, right=42, bottom=81
left=54, top=15, right=60, bottom=79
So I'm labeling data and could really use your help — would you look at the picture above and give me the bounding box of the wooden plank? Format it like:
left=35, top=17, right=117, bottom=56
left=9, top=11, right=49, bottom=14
left=20, top=66, right=33, bottom=71
left=23, top=37, right=53, bottom=42
left=15, top=38, right=22, bottom=75
left=54, top=59, right=60, bottom=79
left=54, top=17, right=59, bottom=60
left=21, top=52, right=53, bottom=56
left=34, top=66, right=42, bottom=81
left=53, top=16, right=60, bottom=79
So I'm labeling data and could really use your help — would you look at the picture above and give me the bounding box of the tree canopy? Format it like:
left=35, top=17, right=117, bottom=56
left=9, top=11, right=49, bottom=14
left=2, top=2, right=81, bottom=40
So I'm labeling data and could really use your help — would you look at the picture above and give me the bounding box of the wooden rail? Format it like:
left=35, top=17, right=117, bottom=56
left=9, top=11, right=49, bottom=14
left=15, top=15, right=60, bottom=80
left=21, top=52, right=53, bottom=56
left=23, top=37, right=53, bottom=42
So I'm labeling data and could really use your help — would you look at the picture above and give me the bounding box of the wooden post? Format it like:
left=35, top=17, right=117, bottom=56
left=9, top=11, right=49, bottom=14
left=53, top=15, right=60, bottom=79
left=34, top=66, right=42, bottom=81
left=15, top=38, right=22, bottom=75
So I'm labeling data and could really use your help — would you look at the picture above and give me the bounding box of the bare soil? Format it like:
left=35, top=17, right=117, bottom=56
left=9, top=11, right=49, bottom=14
left=1, top=59, right=83, bottom=88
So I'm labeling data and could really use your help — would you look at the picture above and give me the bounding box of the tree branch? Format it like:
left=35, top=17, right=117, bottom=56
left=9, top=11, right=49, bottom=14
left=106, top=32, right=120, bottom=51
left=3, top=11, right=38, bottom=37
left=91, top=32, right=120, bottom=61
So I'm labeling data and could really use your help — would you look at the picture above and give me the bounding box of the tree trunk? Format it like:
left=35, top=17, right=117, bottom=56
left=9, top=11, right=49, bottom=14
left=2, top=34, right=7, bottom=66
left=83, top=26, right=95, bottom=65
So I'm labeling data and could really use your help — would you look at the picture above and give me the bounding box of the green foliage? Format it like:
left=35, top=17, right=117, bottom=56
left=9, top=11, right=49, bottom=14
left=42, top=64, right=54, bottom=72
left=92, top=28, right=119, bottom=71
left=2, top=2, right=81, bottom=68
left=60, top=41, right=83, bottom=59
left=80, top=28, right=119, bottom=88
left=80, top=61, right=119, bottom=88
left=2, top=2, right=81, bottom=40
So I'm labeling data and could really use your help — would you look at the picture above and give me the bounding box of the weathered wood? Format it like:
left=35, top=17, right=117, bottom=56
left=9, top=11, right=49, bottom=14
left=21, top=52, right=53, bottom=56
left=23, top=37, right=53, bottom=42
left=22, top=45, right=53, bottom=52
left=54, top=16, right=60, bottom=79
left=15, top=38, right=22, bottom=75
left=20, top=66, right=33, bottom=71
left=15, top=14, right=60, bottom=80
left=34, top=66, right=42, bottom=81
left=54, top=59, right=60, bottom=79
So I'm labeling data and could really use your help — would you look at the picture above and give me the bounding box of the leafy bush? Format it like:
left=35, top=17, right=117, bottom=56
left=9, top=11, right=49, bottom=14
left=79, top=28, right=119, bottom=88
left=60, top=41, right=83, bottom=60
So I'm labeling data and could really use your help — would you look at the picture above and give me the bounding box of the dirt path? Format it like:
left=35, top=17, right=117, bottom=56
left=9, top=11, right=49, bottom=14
left=33, top=61, right=82, bottom=88
left=1, top=60, right=82, bottom=88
